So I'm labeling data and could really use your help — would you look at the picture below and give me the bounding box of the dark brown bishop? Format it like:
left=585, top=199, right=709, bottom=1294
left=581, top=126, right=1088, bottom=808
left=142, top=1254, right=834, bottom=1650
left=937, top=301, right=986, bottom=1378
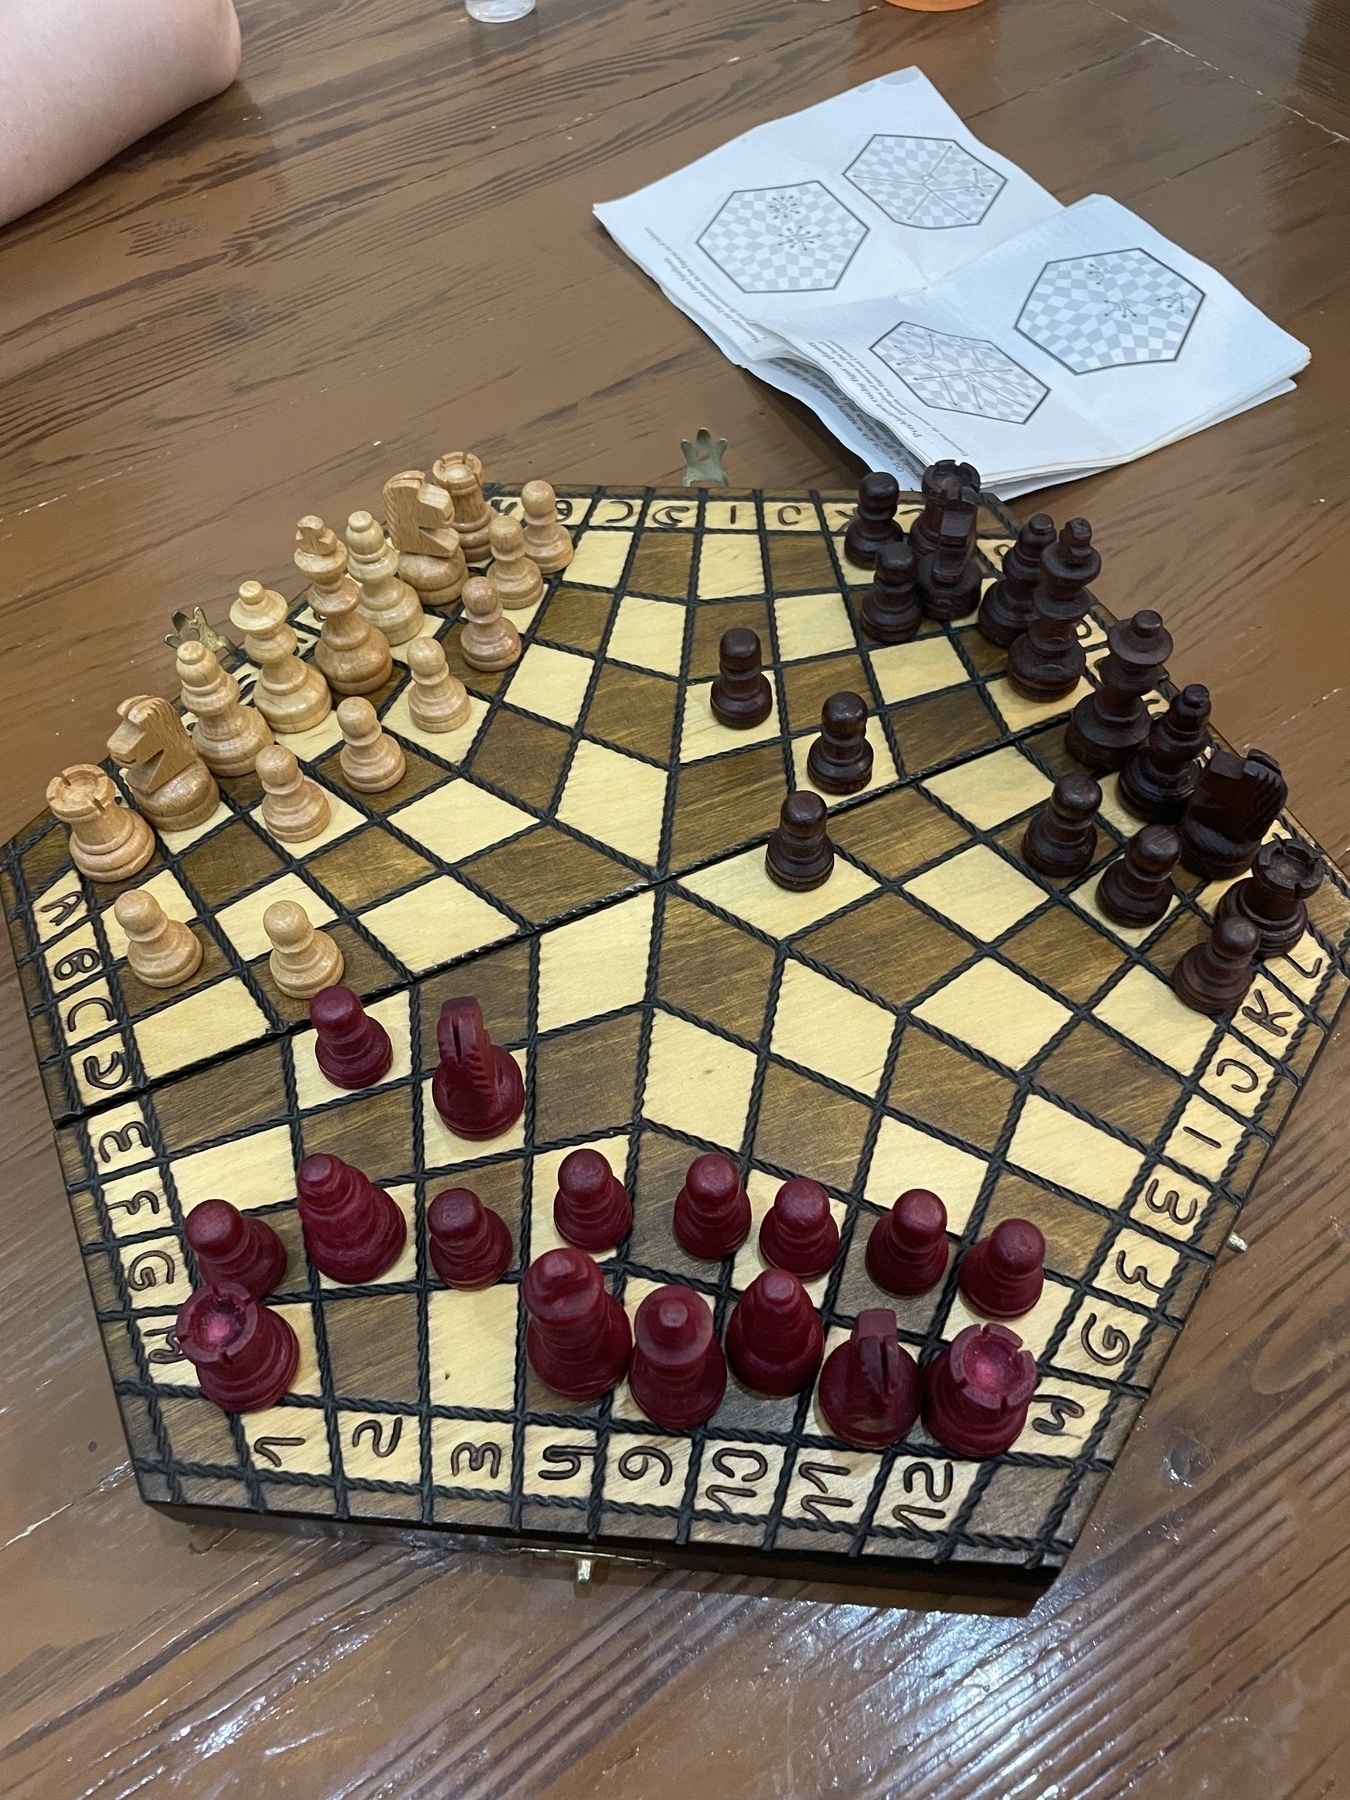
left=977, top=512, right=1056, bottom=648
left=1006, top=519, right=1100, bottom=703
left=1118, top=684, right=1211, bottom=824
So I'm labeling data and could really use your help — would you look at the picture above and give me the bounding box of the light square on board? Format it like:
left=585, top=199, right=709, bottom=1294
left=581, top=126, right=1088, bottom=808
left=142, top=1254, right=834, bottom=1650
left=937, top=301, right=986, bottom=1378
left=868, top=636, right=969, bottom=706
left=914, top=960, right=1072, bottom=1070
left=678, top=683, right=781, bottom=763
left=770, top=959, right=895, bottom=1097
left=696, top=535, right=765, bottom=599
left=678, top=847, right=878, bottom=940
left=606, top=595, right=686, bottom=675
left=133, top=980, right=270, bottom=1082
left=556, top=739, right=667, bottom=866
left=864, top=1115, right=990, bottom=1233
left=502, top=642, right=595, bottom=729
left=904, top=844, right=1048, bottom=943
left=642, top=1010, right=757, bottom=1151
left=566, top=530, right=632, bottom=589
left=772, top=593, right=855, bottom=661
left=359, top=876, right=517, bottom=973
left=390, top=780, right=535, bottom=865
left=214, top=871, right=338, bottom=960
left=924, top=746, right=1054, bottom=831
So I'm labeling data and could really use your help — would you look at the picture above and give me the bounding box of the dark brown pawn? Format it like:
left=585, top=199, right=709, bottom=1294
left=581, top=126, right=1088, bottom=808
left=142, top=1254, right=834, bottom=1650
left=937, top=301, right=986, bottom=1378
left=1219, top=838, right=1322, bottom=956
left=807, top=692, right=873, bottom=795
left=1179, top=748, right=1288, bottom=881
left=1065, top=610, right=1173, bottom=771
left=843, top=471, right=901, bottom=569
left=1096, top=825, right=1180, bottom=928
left=710, top=626, right=772, bottom=728
left=916, top=487, right=981, bottom=621
left=910, top=460, right=981, bottom=559
left=977, top=513, right=1055, bottom=647
left=861, top=540, right=921, bottom=644
left=1022, top=773, right=1102, bottom=878
left=766, top=790, right=834, bottom=891
left=1006, top=519, right=1101, bottom=702
left=1172, top=915, right=1259, bottom=1016
left=1118, top=684, right=1211, bottom=823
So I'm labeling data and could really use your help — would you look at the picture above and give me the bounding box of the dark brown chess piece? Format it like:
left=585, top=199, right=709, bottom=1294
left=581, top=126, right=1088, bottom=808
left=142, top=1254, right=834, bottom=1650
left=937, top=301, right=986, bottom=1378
left=1178, top=748, right=1288, bottom=880
left=1096, top=825, right=1180, bottom=928
left=916, top=487, right=981, bottom=621
left=910, top=460, right=981, bottom=559
left=710, top=626, right=773, bottom=728
left=1219, top=838, right=1322, bottom=956
left=1065, top=610, right=1173, bottom=770
left=765, top=790, right=834, bottom=891
left=843, top=471, right=901, bottom=569
left=1172, top=914, right=1259, bottom=1016
left=1005, top=519, right=1101, bottom=702
left=1022, top=773, right=1102, bottom=878
left=807, top=692, right=873, bottom=795
left=1117, top=683, right=1211, bottom=824
left=860, top=540, right=921, bottom=644
left=977, top=513, right=1056, bottom=647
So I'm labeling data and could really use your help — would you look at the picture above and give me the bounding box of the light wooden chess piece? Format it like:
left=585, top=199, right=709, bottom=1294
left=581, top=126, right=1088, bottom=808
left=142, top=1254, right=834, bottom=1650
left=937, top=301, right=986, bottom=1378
left=344, top=511, right=426, bottom=644
left=406, top=636, right=470, bottom=732
left=337, top=696, right=406, bottom=792
left=487, top=511, right=544, bottom=610
left=256, top=743, right=331, bottom=842
left=114, top=887, right=203, bottom=987
left=229, top=581, right=332, bottom=733
left=382, top=472, right=467, bottom=608
left=264, top=898, right=343, bottom=999
left=176, top=639, right=274, bottom=777
left=47, top=765, right=155, bottom=883
left=433, top=448, right=484, bottom=484
left=107, top=695, right=219, bottom=831
left=521, top=479, right=575, bottom=575
left=459, top=575, right=521, bottom=673
left=432, top=456, right=493, bottom=565
left=295, top=515, right=393, bottom=695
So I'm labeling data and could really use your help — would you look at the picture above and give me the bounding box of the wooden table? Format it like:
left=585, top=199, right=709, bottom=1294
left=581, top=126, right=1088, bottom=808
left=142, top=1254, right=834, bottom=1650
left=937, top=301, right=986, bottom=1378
left=3, top=0, right=1349, bottom=1791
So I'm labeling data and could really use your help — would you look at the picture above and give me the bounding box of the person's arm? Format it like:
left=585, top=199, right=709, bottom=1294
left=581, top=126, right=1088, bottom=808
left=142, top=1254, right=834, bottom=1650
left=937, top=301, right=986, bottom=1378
left=0, top=0, right=241, bottom=227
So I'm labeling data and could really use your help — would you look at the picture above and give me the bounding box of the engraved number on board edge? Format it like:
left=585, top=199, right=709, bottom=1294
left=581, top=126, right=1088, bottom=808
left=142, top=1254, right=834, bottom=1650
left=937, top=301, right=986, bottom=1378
left=449, top=1441, right=502, bottom=1480
left=350, top=1417, right=403, bottom=1460
left=96, top=1119, right=151, bottom=1163
left=891, top=1459, right=954, bottom=1528
left=82, top=1048, right=129, bottom=1092
left=52, top=946, right=102, bottom=983
left=252, top=1434, right=306, bottom=1468
left=141, top=1323, right=185, bottom=1365
left=538, top=1442, right=596, bottom=1482
left=1113, top=1250, right=1166, bottom=1296
left=1079, top=1311, right=1132, bottom=1366
left=1030, top=1394, right=1087, bottom=1438
left=125, top=1247, right=176, bottom=1290
left=616, top=1445, right=674, bottom=1486
left=1142, top=1176, right=1199, bottom=1227
left=705, top=1446, right=768, bottom=1514
left=796, top=1460, right=854, bottom=1523
left=1213, top=1057, right=1260, bottom=1094
left=38, top=889, right=85, bottom=930
left=107, top=1188, right=161, bottom=1219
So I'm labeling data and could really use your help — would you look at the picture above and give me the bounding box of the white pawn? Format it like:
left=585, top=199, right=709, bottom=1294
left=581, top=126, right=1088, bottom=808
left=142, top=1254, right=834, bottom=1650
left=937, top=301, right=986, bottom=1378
left=264, top=899, right=343, bottom=1000
left=229, top=581, right=331, bottom=733
left=406, top=636, right=470, bottom=732
left=459, top=575, right=521, bottom=673
left=114, top=887, right=203, bottom=988
left=521, top=480, right=574, bottom=575
left=487, top=511, right=543, bottom=611
left=177, top=639, right=273, bottom=777
left=345, top=511, right=426, bottom=645
left=337, top=696, right=406, bottom=792
left=256, top=743, right=331, bottom=842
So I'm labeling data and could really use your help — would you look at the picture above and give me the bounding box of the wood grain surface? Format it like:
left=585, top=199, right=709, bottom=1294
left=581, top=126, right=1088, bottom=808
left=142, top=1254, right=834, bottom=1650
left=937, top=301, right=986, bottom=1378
left=2, top=0, right=1349, bottom=1793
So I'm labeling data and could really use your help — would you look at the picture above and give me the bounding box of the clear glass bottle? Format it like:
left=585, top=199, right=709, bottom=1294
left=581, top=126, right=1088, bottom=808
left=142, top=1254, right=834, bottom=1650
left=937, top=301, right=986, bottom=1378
left=466, top=0, right=535, bottom=21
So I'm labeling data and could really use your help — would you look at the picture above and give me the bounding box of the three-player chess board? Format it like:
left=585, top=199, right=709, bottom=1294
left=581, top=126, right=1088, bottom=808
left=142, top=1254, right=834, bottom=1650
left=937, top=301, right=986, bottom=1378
left=7, top=487, right=1350, bottom=1593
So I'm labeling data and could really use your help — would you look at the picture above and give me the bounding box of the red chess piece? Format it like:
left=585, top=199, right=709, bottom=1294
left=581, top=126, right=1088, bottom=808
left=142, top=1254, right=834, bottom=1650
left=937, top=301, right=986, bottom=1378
left=295, top=1153, right=406, bottom=1285
left=922, top=1323, right=1038, bottom=1459
left=672, top=1153, right=752, bottom=1260
left=758, top=1178, right=839, bottom=1281
left=184, top=1198, right=288, bottom=1298
left=818, top=1309, right=921, bottom=1449
left=427, top=1187, right=512, bottom=1289
left=959, top=1219, right=1045, bottom=1320
left=176, top=1281, right=299, bottom=1413
left=554, top=1148, right=632, bottom=1251
left=310, top=984, right=393, bottom=1089
left=432, top=997, right=524, bottom=1140
left=628, top=1285, right=727, bottom=1428
left=523, top=1247, right=632, bottom=1401
left=725, top=1269, right=823, bottom=1397
left=866, top=1189, right=949, bottom=1296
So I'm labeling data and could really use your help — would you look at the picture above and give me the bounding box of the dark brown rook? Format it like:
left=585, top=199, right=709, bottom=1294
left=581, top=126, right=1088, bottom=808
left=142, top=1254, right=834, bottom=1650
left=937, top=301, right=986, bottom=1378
left=910, top=459, right=981, bottom=559
left=977, top=512, right=1056, bottom=647
left=843, top=471, right=901, bottom=569
left=765, top=790, right=834, bottom=891
left=1172, top=914, right=1260, bottom=1016
left=1006, top=518, right=1101, bottom=702
left=1065, top=610, right=1173, bottom=771
left=1022, top=773, right=1102, bottom=878
left=916, top=486, right=981, bottom=621
left=807, top=691, right=873, bottom=795
left=1219, top=838, right=1323, bottom=955
left=1179, top=748, right=1288, bottom=880
left=1118, top=683, right=1212, bottom=823
left=710, top=626, right=772, bottom=728
left=860, top=539, right=921, bottom=644
left=1096, top=825, right=1181, bottom=928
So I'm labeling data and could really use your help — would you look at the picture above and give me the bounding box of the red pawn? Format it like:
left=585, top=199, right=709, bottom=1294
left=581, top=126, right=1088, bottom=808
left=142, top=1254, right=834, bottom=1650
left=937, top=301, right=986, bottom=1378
left=866, top=1189, right=949, bottom=1296
left=296, top=1153, right=406, bottom=1285
left=427, top=1187, right=512, bottom=1289
left=758, top=1177, right=839, bottom=1281
left=176, top=1281, right=299, bottom=1413
left=959, top=1218, right=1045, bottom=1320
left=628, top=1285, right=727, bottom=1428
left=819, top=1308, right=921, bottom=1449
left=185, top=1198, right=287, bottom=1298
left=554, top=1148, right=632, bottom=1252
left=923, top=1323, right=1038, bottom=1458
left=432, top=997, right=524, bottom=1140
left=310, top=984, right=393, bottom=1090
left=523, top=1247, right=632, bottom=1401
left=725, top=1269, right=823, bottom=1396
left=673, top=1152, right=752, bottom=1261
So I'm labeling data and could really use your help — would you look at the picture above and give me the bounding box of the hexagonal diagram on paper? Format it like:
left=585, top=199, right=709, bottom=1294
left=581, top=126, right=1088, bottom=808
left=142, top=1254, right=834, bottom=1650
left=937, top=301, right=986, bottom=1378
left=1016, top=249, right=1205, bottom=374
left=697, top=183, right=868, bottom=294
left=844, top=136, right=1006, bottom=229
left=872, top=322, right=1048, bottom=425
